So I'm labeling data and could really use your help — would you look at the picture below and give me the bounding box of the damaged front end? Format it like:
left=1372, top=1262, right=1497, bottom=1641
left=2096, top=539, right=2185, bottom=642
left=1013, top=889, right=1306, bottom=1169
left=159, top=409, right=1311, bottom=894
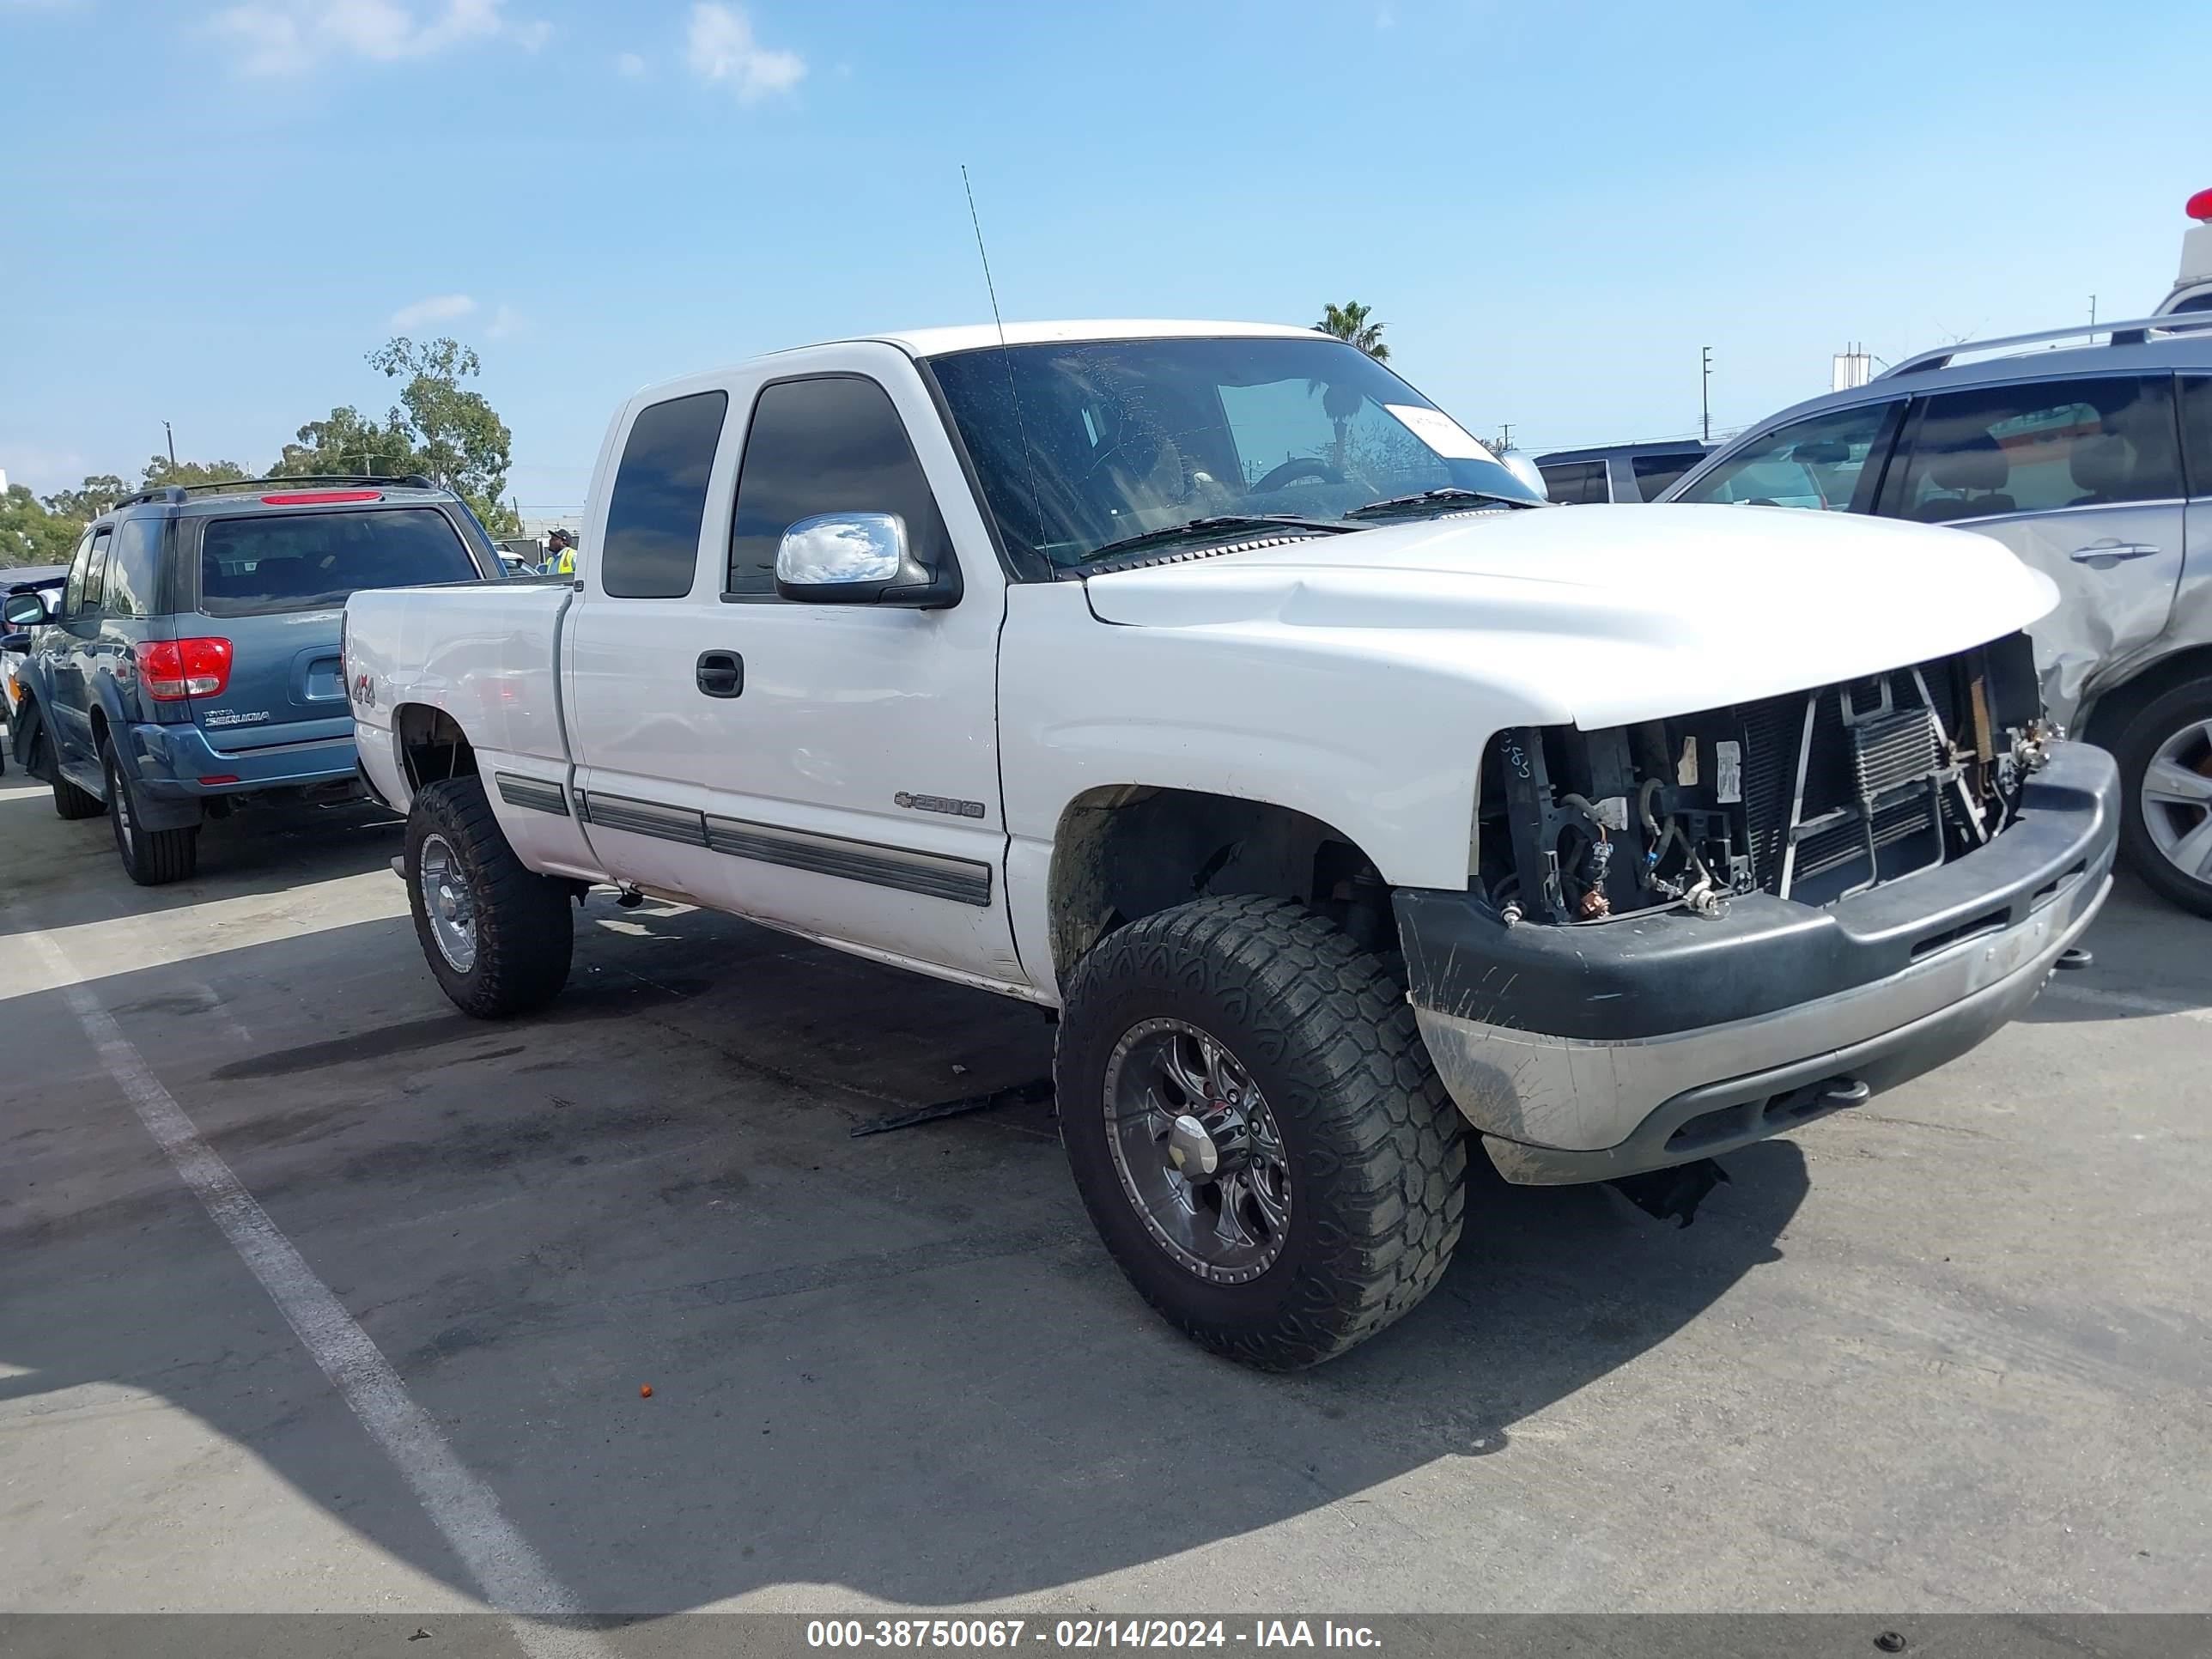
left=1476, top=631, right=2058, bottom=926
left=1400, top=629, right=2118, bottom=1187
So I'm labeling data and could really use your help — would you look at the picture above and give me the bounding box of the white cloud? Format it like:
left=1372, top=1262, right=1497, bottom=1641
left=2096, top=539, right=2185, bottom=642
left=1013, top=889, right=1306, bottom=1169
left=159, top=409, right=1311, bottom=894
left=614, top=49, right=646, bottom=78
left=204, top=0, right=546, bottom=76
left=391, top=293, right=477, bottom=331
left=686, top=3, right=803, bottom=103
left=484, top=303, right=526, bottom=341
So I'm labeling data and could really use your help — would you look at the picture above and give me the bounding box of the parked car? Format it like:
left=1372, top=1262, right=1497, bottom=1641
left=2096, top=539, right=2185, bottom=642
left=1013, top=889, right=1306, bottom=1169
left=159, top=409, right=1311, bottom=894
left=1, top=475, right=501, bottom=884
left=3, top=564, right=71, bottom=774
left=1534, top=440, right=1715, bottom=504
left=345, top=320, right=2115, bottom=1368
left=1662, top=313, right=2212, bottom=917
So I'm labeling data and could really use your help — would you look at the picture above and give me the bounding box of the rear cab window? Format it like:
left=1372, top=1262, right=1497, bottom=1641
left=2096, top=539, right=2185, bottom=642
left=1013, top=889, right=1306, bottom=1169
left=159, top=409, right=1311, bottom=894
left=600, top=390, right=730, bottom=599
left=198, top=507, right=478, bottom=617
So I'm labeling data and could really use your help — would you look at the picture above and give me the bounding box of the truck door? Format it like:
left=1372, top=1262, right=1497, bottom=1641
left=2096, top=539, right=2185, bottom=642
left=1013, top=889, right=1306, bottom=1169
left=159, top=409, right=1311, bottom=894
left=562, top=348, right=1023, bottom=988
left=1875, top=374, right=2186, bottom=724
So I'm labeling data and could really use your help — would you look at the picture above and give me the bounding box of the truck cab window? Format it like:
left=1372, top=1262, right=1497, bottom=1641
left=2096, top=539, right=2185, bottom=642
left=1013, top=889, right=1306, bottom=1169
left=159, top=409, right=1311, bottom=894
left=601, top=390, right=730, bottom=599
left=726, top=375, right=952, bottom=599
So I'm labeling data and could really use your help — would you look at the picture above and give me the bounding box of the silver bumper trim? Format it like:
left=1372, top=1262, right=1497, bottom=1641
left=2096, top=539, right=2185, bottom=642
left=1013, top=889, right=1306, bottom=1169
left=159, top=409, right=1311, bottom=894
left=1414, top=866, right=2112, bottom=1158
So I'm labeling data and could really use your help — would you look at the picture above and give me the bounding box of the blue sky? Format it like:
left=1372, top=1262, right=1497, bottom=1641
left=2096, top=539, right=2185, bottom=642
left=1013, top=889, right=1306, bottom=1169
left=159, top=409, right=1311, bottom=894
left=3, top=0, right=2208, bottom=512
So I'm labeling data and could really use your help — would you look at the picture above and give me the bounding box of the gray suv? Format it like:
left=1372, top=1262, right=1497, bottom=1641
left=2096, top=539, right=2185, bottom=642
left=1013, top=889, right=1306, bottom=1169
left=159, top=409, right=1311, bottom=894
left=1663, top=314, right=2212, bottom=917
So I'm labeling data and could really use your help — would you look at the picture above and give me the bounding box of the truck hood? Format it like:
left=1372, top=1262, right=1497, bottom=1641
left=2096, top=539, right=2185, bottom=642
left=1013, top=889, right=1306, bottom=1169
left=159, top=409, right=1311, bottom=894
left=1079, top=503, right=2059, bottom=729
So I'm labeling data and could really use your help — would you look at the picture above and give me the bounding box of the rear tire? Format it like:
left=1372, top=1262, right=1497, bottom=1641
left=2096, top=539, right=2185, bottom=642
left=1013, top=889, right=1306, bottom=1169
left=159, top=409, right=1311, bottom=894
left=2115, top=676, right=2212, bottom=919
left=1055, top=895, right=1467, bottom=1370
left=102, top=739, right=199, bottom=885
left=405, top=775, right=574, bottom=1018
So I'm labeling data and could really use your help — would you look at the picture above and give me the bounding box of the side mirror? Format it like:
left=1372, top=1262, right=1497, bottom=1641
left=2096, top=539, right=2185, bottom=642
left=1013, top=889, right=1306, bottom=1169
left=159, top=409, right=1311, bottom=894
left=3, top=592, right=48, bottom=628
left=774, top=513, right=959, bottom=609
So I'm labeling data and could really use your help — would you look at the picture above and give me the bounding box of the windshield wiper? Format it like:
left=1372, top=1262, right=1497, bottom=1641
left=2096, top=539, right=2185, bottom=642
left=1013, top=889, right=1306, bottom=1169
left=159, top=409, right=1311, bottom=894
left=1080, top=514, right=1355, bottom=566
left=1342, top=487, right=1543, bottom=520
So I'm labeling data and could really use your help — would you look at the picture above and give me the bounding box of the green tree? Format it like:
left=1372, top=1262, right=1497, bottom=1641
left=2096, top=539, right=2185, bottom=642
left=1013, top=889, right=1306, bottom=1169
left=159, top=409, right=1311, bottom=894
left=40, top=475, right=131, bottom=521
left=1315, top=301, right=1389, bottom=362
left=143, top=455, right=249, bottom=490
left=367, top=336, right=515, bottom=529
left=1, top=484, right=87, bottom=567
left=270, top=405, right=422, bottom=483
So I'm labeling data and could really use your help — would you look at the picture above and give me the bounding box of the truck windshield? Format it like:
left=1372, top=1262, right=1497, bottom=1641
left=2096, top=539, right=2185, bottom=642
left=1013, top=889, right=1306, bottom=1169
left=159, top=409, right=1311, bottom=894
left=199, top=507, right=479, bottom=617
left=926, top=336, right=1540, bottom=569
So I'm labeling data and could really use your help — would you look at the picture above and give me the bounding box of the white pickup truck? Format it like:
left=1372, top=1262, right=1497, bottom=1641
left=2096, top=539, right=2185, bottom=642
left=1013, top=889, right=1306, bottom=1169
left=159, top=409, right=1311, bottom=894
left=344, top=320, right=2120, bottom=1368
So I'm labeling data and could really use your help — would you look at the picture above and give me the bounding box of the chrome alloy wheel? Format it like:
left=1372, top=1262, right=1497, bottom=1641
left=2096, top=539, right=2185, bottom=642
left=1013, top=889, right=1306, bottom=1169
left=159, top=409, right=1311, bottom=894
left=2141, top=716, right=2212, bottom=887
left=1102, top=1017, right=1292, bottom=1285
left=418, top=833, right=478, bottom=973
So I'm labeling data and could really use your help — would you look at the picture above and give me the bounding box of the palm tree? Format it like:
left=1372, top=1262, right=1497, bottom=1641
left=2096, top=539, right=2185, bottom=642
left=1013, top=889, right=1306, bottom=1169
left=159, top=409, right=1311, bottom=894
left=1315, top=301, right=1389, bottom=362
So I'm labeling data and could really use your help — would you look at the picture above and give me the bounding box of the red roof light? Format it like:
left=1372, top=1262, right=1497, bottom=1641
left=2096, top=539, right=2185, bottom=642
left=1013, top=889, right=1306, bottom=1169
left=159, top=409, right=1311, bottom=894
left=261, top=490, right=383, bottom=505
left=2187, top=187, right=2212, bottom=223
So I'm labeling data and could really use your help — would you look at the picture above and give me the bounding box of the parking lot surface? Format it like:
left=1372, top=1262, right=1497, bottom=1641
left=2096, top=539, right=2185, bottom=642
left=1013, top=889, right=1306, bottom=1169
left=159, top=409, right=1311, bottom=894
left=3, top=773, right=2209, bottom=1619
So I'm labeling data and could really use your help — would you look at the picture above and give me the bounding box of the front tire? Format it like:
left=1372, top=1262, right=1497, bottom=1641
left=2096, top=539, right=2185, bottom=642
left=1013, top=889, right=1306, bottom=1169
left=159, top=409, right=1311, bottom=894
left=2115, top=677, right=2212, bottom=919
left=51, top=730, right=104, bottom=820
left=1056, top=895, right=1466, bottom=1370
left=405, top=775, right=574, bottom=1018
left=103, top=740, right=199, bottom=885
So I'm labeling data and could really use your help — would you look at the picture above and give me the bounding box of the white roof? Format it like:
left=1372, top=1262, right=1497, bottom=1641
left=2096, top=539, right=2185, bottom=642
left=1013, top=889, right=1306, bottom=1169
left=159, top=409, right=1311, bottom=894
left=865, top=319, right=1324, bottom=357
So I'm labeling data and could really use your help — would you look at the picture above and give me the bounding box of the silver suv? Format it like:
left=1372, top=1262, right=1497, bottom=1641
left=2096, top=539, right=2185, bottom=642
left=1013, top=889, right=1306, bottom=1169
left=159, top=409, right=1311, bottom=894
left=1663, top=314, right=2212, bottom=917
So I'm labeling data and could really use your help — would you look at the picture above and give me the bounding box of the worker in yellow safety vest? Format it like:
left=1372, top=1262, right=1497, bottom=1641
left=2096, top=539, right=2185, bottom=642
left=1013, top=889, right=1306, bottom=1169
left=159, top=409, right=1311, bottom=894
left=545, top=527, right=577, bottom=576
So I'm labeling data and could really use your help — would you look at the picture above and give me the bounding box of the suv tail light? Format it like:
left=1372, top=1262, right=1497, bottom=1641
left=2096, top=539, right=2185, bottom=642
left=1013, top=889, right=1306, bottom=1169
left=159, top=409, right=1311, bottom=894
left=135, top=637, right=234, bottom=701
left=261, top=489, right=382, bottom=504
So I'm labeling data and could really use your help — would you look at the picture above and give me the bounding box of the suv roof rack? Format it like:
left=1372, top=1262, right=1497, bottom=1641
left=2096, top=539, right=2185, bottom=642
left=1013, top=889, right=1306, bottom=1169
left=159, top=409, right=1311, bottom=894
left=1877, top=311, right=2212, bottom=379
left=116, top=473, right=439, bottom=510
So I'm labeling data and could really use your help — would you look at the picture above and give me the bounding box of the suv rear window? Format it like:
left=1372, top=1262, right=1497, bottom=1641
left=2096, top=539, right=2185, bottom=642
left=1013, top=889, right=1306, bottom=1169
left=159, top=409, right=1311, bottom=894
left=199, top=507, right=477, bottom=617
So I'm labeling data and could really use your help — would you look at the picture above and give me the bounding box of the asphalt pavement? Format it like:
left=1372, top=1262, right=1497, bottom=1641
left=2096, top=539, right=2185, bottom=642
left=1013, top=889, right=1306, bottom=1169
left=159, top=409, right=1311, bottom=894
left=3, top=771, right=2208, bottom=1622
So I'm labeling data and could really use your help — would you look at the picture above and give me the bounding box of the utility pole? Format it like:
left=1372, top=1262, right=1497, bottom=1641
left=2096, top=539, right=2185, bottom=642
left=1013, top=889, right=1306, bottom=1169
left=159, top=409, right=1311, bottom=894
left=2089, top=294, right=2098, bottom=334
left=1496, top=422, right=1512, bottom=454
left=164, top=421, right=177, bottom=467
left=1700, top=347, right=1712, bottom=443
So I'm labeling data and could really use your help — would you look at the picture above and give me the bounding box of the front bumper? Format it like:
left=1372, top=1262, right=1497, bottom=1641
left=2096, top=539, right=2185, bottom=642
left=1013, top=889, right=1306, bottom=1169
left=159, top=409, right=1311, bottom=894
left=1397, top=741, right=2119, bottom=1185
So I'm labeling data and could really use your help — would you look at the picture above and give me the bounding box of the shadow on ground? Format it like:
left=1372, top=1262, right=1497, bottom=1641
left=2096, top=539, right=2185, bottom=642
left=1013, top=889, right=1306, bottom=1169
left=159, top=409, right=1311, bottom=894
left=0, top=864, right=1808, bottom=1610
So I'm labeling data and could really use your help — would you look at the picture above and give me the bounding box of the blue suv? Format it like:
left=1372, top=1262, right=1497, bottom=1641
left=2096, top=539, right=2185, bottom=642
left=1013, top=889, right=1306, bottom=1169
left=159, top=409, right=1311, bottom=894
left=2, top=477, right=501, bottom=884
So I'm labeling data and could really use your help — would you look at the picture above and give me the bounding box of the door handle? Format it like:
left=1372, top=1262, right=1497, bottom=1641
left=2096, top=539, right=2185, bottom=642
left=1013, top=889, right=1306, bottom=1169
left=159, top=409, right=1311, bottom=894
left=695, top=650, right=744, bottom=698
left=2069, top=540, right=2160, bottom=564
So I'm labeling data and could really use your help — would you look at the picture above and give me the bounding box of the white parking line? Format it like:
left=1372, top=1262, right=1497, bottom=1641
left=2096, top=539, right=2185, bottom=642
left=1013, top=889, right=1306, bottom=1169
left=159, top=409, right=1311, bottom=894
left=2039, top=981, right=2212, bottom=1024
left=26, top=930, right=611, bottom=1656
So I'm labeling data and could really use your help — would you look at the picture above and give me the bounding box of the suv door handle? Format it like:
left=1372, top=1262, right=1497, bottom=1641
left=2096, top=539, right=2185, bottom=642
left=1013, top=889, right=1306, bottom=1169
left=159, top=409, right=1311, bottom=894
left=2069, top=539, right=2160, bottom=563
left=695, top=650, right=744, bottom=698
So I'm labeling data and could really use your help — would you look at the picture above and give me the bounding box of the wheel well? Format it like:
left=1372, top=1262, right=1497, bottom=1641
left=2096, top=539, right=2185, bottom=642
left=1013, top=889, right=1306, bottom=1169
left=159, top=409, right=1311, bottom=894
left=1047, top=787, right=1391, bottom=979
left=2081, top=645, right=2212, bottom=751
left=395, top=704, right=479, bottom=792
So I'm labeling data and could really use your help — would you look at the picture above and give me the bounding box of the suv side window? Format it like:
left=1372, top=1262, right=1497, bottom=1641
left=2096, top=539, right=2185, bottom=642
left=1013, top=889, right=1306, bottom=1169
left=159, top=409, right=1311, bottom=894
left=105, top=517, right=162, bottom=619
left=600, top=390, right=730, bottom=599
left=726, top=375, right=953, bottom=599
left=1887, top=376, right=2181, bottom=524
left=1537, top=461, right=1608, bottom=505
left=60, top=531, right=95, bottom=618
left=1629, top=452, right=1705, bottom=500
left=65, top=529, right=112, bottom=621
left=1673, top=401, right=1899, bottom=512
left=2180, top=376, right=2212, bottom=495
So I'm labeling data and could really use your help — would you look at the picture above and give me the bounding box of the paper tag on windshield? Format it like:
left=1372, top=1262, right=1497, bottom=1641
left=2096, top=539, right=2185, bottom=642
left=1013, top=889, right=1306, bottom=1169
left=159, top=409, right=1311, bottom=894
left=1384, top=404, right=1492, bottom=461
